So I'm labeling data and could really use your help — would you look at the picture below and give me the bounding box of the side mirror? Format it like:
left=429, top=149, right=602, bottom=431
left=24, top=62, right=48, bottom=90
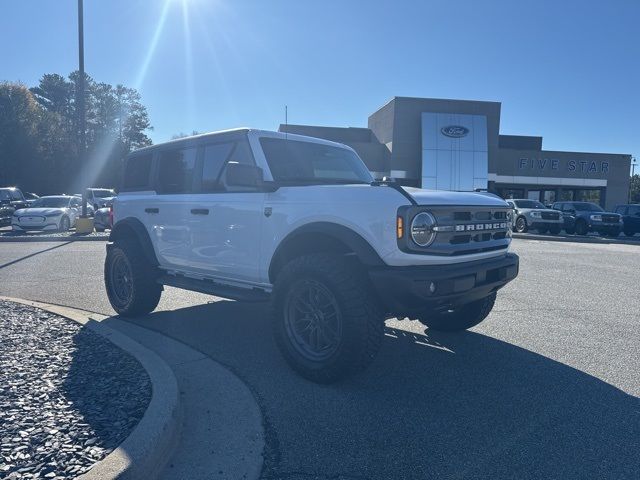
left=225, top=162, right=264, bottom=188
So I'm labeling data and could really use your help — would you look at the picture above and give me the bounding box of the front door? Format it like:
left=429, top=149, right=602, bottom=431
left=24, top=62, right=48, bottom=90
left=187, top=138, right=264, bottom=284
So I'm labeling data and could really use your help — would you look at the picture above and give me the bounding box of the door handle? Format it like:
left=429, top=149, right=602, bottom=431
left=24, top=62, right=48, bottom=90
left=145, top=207, right=159, bottom=214
left=190, top=208, right=209, bottom=215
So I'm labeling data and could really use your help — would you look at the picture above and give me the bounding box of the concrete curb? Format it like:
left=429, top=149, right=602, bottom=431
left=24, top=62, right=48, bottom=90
left=0, top=235, right=108, bottom=243
left=512, top=232, right=640, bottom=246
left=0, top=297, right=182, bottom=480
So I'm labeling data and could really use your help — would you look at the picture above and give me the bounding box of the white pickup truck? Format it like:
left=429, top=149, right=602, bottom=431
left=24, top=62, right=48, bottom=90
left=104, top=129, right=519, bottom=382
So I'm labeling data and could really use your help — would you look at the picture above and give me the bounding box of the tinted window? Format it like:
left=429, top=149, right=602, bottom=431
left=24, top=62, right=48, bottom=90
left=201, top=142, right=234, bottom=192
left=573, top=202, right=603, bottom=212
left=123, top=154, right=153, bottom=190
left=32, top=197, right=70, bottom=208
left=218, top=140, right=257, bottom=189
left=70, top=197, right=81, bottom=207
left=260, top=138, right=372, bottom=184
left=514, top=200, right=545, bottom=209
left=615, top=206, right=626, bottom=214
left=0, top=190, right=11, bottom=201
left=157, top=147, right=197, bottom=194
left=9, top=190, right=22, bottom=200
left=628, top=206, right=640, bottom=216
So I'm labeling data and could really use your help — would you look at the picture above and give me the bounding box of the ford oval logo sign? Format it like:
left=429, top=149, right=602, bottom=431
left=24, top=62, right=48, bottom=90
left=441, top=125, right=469, bottom=138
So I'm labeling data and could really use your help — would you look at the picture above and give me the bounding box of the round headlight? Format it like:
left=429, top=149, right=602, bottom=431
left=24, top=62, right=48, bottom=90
left=410, top=212, right=437, bottom=247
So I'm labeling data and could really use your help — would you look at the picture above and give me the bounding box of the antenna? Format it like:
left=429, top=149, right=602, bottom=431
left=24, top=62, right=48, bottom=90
left=285, top=105, right=288, bottom=140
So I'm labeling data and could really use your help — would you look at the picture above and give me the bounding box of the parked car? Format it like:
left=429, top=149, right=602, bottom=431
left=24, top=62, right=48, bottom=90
left=12, top=195, right=84, bottom=232
left=24, top=192, right=40, bottom=205
left=551, top=201, right=623, bottom=236
left=614, top=204, right=640, bottom=237
left=104, top=128, right=519, bottom=383
left=93, top=207, right=112, bottom=232
left=0, top=187, right=30, bottom=226
left=506, top=199, right=563, bottom=234
left=86, top=188, right=116, bottom=210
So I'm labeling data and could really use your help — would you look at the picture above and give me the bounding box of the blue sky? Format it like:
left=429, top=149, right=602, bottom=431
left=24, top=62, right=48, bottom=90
left=2, top=0, right=639, bottom=166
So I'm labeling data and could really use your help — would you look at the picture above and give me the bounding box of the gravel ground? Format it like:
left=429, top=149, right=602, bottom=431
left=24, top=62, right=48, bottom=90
left=0, top=300, right=151, bottom=479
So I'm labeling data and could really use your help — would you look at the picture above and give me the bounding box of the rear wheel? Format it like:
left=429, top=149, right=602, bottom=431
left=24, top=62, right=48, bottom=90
left=623, top=229, right=635, bottom=237
left=515, top=216, right=528, bottom=233
left=271, top=253, right=384, bottom=383
left=104, top=239, right=162, bottom=316
left=575, top=220, right=588, bottom=236
left=418, top=293, right=496, bottom=332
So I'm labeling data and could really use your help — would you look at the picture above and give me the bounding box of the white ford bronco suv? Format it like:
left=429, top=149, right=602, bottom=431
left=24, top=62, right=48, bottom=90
left=105, top=129, right=519, bottom=383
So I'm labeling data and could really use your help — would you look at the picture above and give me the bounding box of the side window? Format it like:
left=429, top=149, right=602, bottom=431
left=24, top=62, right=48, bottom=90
left=201, top=142, right=234, bottom=192
left=506, top=201, right=514, bottom=209
left=70, top=197, right=81, bottom=207
left=219, top=140, right=257, bottom=190
left=614, top=206, right=626, bottom=215
left=0, top=191, right=10, bottom=201
left=628, top=206, right=640, bottom=216
left=10, top=190, right=22, bottom=201
left=157, top=147, right=197, bottom=194
left=123, top=154, right=153, bottom=191
left=562, top=204, right=573, bottom=212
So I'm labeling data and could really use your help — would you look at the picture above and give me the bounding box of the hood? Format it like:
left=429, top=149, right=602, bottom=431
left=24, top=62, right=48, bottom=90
left=402, top=187, right=509, bottom=208
left=15, top=207, right=66, bottom=216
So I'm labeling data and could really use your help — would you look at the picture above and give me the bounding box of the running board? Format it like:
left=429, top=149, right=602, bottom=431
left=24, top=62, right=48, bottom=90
left=157, top=274, right=270, bottom=302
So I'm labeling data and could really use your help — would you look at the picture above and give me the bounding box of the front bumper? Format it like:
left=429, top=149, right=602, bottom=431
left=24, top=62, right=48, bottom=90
left=368, top=253, right=519, bottom=316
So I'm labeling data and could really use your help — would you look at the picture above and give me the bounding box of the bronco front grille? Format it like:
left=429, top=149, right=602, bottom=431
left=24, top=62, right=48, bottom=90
left=602, top=214, right=619, bottom=223
left=398, top=205, right=511, bottom=256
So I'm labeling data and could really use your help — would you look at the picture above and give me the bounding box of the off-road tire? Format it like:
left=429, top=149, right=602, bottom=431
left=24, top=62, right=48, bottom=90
left=623, top=229, right=635, bottom=237
left=606, top=228, right=620, bottom=238
left=58, top=216, right=70, bottom=232
left=549, top=225, right=562, bottom=235
left=270, top=253, right=384, bottom=383
left=575, top=220, right=589, bottom=236
left=537, top=227, right=548, bottom=234
left=418, top=292, right=496, bottom=332
left=515, top=216, right=528, bottom=233
left=104, top=239, right=162, bottom=317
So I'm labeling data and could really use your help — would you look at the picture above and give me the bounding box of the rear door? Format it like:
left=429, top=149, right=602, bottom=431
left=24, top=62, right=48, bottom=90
left=150, top=145, right=198, bottom=270
left=187, top=137, right=264, bottom=283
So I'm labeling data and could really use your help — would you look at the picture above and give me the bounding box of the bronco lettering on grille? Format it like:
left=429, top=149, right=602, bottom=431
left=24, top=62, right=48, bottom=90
left=454, top=223, right=508, bottom=232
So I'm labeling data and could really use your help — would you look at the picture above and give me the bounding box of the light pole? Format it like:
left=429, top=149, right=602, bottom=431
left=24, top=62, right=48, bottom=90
left=77, top=0, right=87, bottom=217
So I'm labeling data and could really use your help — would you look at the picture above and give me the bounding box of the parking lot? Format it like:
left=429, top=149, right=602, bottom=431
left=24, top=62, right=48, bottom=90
left=0, top=238, right=638, bottom=479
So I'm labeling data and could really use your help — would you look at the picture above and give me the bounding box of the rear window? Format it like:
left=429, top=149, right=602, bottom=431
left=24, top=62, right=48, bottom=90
left=123, top=154, right=153, bottom=191
left=156, top=147, right=197, bottom=194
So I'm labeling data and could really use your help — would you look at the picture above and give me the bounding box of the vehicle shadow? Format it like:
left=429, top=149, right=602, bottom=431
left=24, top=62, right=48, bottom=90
left=125, top=301, right=639, bottom=479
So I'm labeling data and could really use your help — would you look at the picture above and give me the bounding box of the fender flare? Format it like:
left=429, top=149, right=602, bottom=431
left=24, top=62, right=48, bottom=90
left=108, top=217, right=158, bottom=266
left=268, top=222, right=385, bottom=282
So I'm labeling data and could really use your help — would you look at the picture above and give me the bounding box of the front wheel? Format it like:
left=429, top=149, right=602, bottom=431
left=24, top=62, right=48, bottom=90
left=606, top=228, right=620, bottom=238
left=549, top=225, right=561, bottom=235
left=574, top=220, right=589, bottom=236
left=58, top=216, right=70, bottom=232
left=514, top=216, right=528, bottom=233
left=624, top=229, right=635, bottom=237
left=104, top=239, right=162, bottom=316
left=271, top=254, right=384, bottom=383
left=418, top=293, right=496, bottom=332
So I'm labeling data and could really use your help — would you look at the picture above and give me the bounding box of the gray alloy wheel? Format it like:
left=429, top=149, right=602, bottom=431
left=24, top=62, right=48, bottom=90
left=515, top=216, right=528, bottom=233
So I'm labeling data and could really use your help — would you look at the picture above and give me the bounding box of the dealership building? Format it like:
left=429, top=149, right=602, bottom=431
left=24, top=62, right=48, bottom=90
left=279, top=97, right=631, bottom=210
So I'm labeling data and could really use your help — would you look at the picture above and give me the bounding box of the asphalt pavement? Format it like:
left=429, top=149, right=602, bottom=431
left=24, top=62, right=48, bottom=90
left=0, top=239, right=638, bottom=479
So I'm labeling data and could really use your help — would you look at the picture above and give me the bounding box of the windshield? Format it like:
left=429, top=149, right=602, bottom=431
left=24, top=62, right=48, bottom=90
left=573, top=202, right=603, bottom=212
left=260, top=137, right=373, bottom=185
left=31, top=197, right=70, bottom=208
left=514, top=200, right=545, bottom=209
left=92, top=189, right=115, bottom=198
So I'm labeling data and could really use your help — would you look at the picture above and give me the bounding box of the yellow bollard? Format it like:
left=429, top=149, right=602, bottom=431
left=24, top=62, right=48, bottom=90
left=75, top=217, right=95, bottom=234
